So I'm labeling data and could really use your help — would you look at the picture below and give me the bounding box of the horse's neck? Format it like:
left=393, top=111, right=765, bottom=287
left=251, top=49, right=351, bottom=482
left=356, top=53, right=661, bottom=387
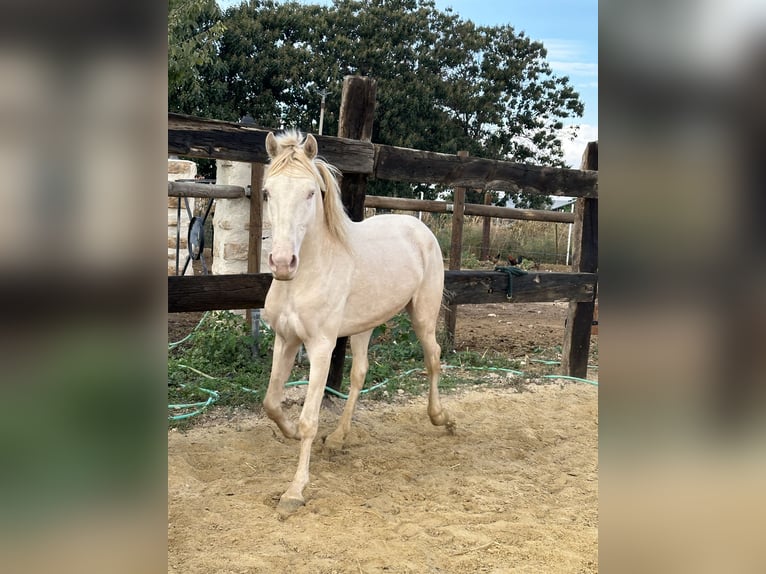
left=299, top=195, right=340, bottom=267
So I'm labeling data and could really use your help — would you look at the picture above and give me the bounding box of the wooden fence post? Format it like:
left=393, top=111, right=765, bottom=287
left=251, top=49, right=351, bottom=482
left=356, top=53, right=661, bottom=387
left=444, top=151, right=468, bottom=350
left=325, top=76, right=377, bottom=393
left=561, top=142, right=598, bottom=378
left=480, top=190, right=492, bottom=261
left=246, top=162, right=265, bottom=351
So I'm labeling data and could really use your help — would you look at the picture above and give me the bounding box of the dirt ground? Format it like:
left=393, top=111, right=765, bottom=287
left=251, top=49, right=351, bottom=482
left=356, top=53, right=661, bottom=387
left=168, top=299, right=598, bottom=573
left=168, top=382, right=597, bottom=574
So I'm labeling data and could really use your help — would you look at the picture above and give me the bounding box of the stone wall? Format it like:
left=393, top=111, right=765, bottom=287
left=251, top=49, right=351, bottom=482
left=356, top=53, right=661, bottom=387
left=168, top=157, right=271, bottom=300
left=212, top=160, right=271, bottom=276
left=167, top=159, right=196, bottom=276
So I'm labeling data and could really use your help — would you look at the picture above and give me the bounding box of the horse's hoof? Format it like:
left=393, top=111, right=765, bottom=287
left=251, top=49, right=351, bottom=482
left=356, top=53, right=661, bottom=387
left=322, top=433, right=345, bottom=454
left=276, top=495, right=305, bottom=519
left=430, top=410, right=456, bottom=434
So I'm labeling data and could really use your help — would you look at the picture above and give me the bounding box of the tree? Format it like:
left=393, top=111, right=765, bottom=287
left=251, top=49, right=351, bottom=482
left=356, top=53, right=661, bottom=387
left=168, top=0, right=226, bottom=117
left=174, top=0, right=585, bottom=206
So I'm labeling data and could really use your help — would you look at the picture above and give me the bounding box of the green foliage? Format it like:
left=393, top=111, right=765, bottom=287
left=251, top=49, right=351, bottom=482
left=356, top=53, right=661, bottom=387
left=426, top=213, right=574, bottom=266
left=363, top=313, right=526, bottom=399
left=167, top=307, right=568, bottom=424
left=168, top=0, right=227, bottom=117
left=169, top=0, right=584, bottom=206
left=168, top=311, right=271, bottom=420
left=180, top=311, right=257, bottom=371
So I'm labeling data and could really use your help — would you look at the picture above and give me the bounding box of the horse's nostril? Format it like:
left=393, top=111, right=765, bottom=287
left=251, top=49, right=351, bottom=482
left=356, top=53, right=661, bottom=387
left=290, top=255, right=298, bottom=270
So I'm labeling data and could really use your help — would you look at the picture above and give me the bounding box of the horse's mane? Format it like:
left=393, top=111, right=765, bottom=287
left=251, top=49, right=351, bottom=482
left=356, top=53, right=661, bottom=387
left=266, top=130, right=349, bottom=247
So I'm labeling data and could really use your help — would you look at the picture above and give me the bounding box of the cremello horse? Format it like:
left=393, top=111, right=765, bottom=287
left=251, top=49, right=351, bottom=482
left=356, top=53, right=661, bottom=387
left=261, top=130, right=455, bottom=516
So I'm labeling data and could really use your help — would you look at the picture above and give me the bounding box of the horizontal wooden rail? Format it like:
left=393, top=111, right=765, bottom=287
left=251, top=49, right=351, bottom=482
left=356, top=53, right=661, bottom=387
left=168, top=113, right=373, bottom=174
left=168, top=271, right=597, bottom=313
left=463, top=203, right=574, bottom=223
left=443, top=270, right=596, bottom=305
left=364, top=195, right=575, bottom=223
left=373, top=145, right=597, bottom=198
left=364, top=195, right=451, bottom=213
left=168, top=181, right=246, bottom=199
left=168, top=113, right=598, bottom=198
left=168, top=273, right=274, bottom=313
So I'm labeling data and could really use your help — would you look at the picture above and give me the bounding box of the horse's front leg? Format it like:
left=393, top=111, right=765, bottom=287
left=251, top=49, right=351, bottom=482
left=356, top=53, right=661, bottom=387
left=263, top=334, right=301, bottom=439
left=277, top=337, right=335, bottom=517
left=324, top=329, right=373, bottom=452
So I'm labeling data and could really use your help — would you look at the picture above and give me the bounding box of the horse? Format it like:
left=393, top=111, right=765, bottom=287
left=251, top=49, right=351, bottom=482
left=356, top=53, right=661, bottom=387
left=260, top=129, right=455, bottom=517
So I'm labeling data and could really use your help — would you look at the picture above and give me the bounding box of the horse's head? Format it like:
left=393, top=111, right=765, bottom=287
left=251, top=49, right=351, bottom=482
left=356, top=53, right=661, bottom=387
left=263, top=131, right=322, bottom=281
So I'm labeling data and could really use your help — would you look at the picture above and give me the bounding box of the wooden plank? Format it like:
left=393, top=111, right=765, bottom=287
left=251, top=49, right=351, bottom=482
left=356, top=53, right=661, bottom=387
left=481, top=191, right=492, bottom=261
left=168, top=113, right=374, bottom=174
left=168, top=273, right=274, bottom=313
left=364, top=195, right=450, bottom=213
left=337, top=77, right=377, bottom=221
left=338, top=75, right=377, bottom=142
left=245, top=163, right=265, bottom=333
left=168, top=271, right=598, bottom=313
left=444, top=271, right=597, bottom=305
left=327, top=76, right=378, bottom=392
left=168, top=181, right=245, bottom=199
left=169, top=113, right=598, bottom=198
left=444, top=152, right=468, bottom=350
left=373, top=143, right=598, bottom=198
left=464, top=202, right=575, bottom=223
left=247, top=164, right=265, bottom=275
left=363, top=195, right=575, bottom=223
left=561, top=141, right=599, bottom=379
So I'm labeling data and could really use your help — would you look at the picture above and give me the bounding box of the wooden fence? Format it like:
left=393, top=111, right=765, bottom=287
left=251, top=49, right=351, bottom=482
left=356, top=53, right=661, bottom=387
left=168, top=75, right=598, bottom=380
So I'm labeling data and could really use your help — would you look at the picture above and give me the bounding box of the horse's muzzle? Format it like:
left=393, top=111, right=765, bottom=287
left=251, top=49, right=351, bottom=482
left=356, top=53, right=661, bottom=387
left=269, top=253, right=298, bottom=281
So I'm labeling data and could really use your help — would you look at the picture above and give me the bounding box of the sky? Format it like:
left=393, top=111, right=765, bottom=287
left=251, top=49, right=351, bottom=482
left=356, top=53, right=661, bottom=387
left=431, top=0, right=598, bottom=167
left=216, top=0, right=598, bottom=167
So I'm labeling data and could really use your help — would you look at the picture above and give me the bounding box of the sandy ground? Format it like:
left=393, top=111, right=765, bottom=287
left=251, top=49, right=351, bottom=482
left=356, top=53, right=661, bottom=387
left=168, top=295, right=598, bottom=573
left=168, top=382, right=597, bottom=573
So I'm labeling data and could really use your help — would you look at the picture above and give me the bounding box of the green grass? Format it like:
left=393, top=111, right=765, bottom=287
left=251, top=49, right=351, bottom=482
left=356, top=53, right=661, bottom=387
left=168, top=311, right=543, bottom=425
left=168, top=208, right=588, bottom=425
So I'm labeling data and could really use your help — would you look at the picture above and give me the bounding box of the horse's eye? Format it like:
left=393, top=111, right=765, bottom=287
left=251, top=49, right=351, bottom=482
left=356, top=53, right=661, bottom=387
left=307, top=190, right=315, bottom=199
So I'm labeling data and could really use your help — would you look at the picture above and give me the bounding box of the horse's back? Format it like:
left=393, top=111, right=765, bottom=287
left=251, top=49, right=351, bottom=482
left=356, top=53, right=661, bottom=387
left=353, top=214, right=443, bottom=277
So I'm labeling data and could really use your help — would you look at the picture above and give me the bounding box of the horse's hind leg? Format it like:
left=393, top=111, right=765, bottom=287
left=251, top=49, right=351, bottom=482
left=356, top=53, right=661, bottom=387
left=324, top=329, right=373, bottom=452
left=407, top=300, right=456, bottom=433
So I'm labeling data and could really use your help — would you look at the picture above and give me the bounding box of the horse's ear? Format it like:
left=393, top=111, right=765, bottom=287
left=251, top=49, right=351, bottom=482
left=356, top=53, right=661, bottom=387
left=265, top=132, right=279, bottom=159
left=304, top=133, right=318, bottom=160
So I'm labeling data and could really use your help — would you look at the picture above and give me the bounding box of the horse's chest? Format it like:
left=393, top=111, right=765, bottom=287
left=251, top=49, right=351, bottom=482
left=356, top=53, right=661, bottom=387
left=264, top=289, right=332, bottom=339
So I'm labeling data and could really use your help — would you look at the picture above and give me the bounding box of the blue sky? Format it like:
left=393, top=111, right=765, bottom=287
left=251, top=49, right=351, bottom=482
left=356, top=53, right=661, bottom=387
left=431, top=0, right=598, bottom=166
left=216, top=0, right=598, bottom=167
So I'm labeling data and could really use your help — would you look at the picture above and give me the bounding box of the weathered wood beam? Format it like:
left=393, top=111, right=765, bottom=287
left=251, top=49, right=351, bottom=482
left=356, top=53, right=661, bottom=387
left=168, top=274, right=274, bottom=313
left=373, top=144, right=598, bottom=198
left=167, top=181, right=245, bottom=199
left=443, top=271, right=597, bottom=305
left=444, top=152, right=468, bottom=350
left=168, top=113, right=374, bottom=174
left=561, top=141, right=599, bottom=379
left=327, top=76, right=378, bottom=392
left=168, top=113, right=598, bottom=198
left=463, top=203, right=575, bottom=223
left=363, top=195, right=576, bottom=223
left=168, top=271, right=597, bottom=313
left=363, top=195, right=451, bottom=213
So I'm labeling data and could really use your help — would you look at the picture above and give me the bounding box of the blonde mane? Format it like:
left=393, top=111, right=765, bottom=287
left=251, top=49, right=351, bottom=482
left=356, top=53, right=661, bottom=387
left=265, top=130, right=350, bottom=247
